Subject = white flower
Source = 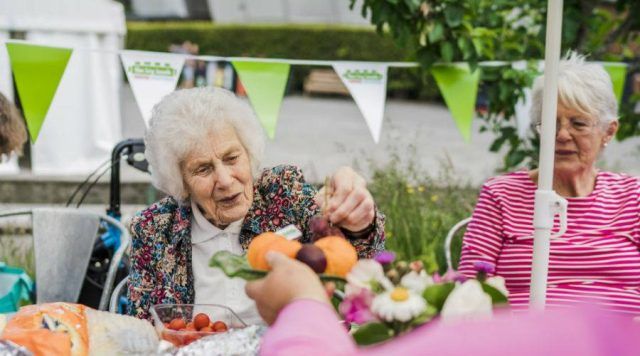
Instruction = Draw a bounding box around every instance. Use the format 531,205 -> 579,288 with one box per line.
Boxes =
400,270 -> 433,294
344,283 -> 364,297
485,276 -> 509,297
346,259 -> 393,293
441,280 -> 492,322
371,287 -> 427,322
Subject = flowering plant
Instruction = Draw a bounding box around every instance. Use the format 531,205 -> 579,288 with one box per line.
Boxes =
340,252 -> 509,345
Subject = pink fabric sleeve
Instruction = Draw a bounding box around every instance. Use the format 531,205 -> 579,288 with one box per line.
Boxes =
457,183 -> 505,278
367,308 -> 640,356
260,301 -> 640,356
259,299 -> 357,356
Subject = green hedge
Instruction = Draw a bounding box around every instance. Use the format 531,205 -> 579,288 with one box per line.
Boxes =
126,22 -> 441,100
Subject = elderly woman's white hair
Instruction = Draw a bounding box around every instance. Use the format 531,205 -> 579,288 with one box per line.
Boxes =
530,51 -> 619,129
145,87 -> 265,202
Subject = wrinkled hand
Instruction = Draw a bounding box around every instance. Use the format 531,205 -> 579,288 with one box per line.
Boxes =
315,166 -> 376,232
245,252 -> 330,325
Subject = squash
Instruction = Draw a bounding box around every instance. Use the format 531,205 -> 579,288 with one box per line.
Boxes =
247,232 -> 358,277
247,232 -> 302,270
313,236 -> 358,278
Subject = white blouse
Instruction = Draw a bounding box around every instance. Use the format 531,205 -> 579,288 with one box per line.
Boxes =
190,201 -> 263,325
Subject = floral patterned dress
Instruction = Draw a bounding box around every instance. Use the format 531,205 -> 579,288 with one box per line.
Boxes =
126,165 -> 386,320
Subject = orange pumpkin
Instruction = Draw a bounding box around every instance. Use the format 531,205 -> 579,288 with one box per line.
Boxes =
247,232 -> 280,270
313,236 -> 358,277
247,232 -> 302,270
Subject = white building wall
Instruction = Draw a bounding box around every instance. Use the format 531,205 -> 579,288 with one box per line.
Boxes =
208,0 -> 370,25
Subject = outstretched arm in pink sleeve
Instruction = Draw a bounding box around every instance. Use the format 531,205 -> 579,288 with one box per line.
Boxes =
262,300 -> 640,356
259,299 -> 356,356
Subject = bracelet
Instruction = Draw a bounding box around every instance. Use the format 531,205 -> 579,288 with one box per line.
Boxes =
341,215 -> 376,239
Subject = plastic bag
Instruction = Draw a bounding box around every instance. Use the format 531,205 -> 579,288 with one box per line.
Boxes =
0,262 -> 34,313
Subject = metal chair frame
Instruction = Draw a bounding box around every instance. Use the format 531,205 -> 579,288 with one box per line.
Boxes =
444,216 -> 472,271
109,275 -> 129,313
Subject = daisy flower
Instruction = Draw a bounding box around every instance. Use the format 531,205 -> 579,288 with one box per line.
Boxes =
371,287 -> 427,322
346,259 -> 394,293
400,270 -> 433,294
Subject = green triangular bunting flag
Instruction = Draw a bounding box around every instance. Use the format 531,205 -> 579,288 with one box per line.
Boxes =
431,63 -> 480,142
600,62 -> 627,105
232,61 -> 290,139
6,42 -> 72,142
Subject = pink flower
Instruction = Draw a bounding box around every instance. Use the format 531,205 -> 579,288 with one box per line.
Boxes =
374,251 -> 396,265
473,261 -> 496,274
433,272 -> 442,283
440,268 -> 467,283
339,288 -> 378,325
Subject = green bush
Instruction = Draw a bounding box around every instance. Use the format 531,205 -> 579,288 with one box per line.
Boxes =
368,159 -> 478,274
126,22 -> 441,100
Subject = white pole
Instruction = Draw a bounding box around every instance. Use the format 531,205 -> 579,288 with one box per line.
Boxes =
529,0 -> 564,310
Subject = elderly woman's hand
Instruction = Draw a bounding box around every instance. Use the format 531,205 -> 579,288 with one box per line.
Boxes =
245,252 -> 330,325
316,166 -> 376,233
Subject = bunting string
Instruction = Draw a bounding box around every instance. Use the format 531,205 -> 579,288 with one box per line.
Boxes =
1,39 -> 628,144
4,39 -> 522,67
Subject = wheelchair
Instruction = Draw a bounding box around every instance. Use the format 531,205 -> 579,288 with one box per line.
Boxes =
75,139 -> 148,311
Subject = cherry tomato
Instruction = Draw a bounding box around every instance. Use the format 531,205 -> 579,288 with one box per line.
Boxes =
183,332 -> 201,345
212,320 -> 228,332
175,333 -> 189,346
199,326 -> 214,333
193,313 -> 211,330
169,318 -> 186,330
161,330 -> 181,346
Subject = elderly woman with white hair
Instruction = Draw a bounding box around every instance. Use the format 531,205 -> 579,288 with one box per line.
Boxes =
457,53 -> 640,315
0,92 -> 27,157
126,87 -> 385,322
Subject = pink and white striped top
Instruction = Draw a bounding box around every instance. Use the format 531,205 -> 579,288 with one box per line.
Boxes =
458,170 -> 640,315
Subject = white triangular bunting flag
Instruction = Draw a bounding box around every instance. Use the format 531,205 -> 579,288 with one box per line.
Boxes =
333,62 -> 388,143
120,51 -> 185,126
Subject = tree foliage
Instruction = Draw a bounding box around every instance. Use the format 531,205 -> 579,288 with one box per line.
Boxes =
351,0 -> 640,170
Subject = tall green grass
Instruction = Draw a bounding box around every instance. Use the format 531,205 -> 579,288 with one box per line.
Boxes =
368,158 -> 479,274
0,236 -> 35,278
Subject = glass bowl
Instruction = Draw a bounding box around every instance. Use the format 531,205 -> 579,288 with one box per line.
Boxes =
150,304 -> 247,347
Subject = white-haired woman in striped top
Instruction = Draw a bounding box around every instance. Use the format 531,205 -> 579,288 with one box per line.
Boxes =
458,52 -> 640,316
